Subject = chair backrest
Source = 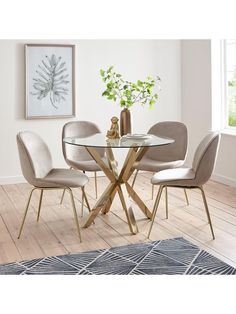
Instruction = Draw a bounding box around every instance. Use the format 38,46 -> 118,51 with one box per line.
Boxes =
146,121 -> 188,161
17,131 -> 53,185
192,132 -> 220,186
62,121 -> 104,163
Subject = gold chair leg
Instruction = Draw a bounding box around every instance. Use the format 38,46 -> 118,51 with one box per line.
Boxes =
165,186 -> 168,219
94,171 -> 98,199
36,189 -> 44,222
184,188 -> 189,206
81,190 -> 85,217
60,189 -> 66,204
80,170 -> 86,216
60,167 -> 73,204
18,188 -> 36,239
131,170 -> 139,188
81,187 -> 91,212
199,186 -> 215,240
151,184 -> 154,200
67,187 -> 82,242
148,185 -> 164,238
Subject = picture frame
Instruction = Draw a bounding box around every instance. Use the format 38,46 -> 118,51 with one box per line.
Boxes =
25,44 -> 75,119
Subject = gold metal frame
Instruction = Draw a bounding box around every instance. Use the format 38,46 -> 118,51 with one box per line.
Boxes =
81,146 -> 153,234
148,185 -> 215,240
18,186 -> 86,242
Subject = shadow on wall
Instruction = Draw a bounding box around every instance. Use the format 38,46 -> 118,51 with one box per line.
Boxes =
15,43 -> 25,120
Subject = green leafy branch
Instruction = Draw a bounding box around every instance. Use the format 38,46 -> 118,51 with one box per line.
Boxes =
100,66 -> 161,109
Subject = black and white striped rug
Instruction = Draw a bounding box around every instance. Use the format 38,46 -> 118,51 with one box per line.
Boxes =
0,237 -> 235,275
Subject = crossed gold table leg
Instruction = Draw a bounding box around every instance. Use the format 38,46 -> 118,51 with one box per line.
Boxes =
82,146 -> 152,234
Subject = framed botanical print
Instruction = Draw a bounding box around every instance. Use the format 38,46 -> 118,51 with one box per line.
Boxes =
25,44 -> 75,119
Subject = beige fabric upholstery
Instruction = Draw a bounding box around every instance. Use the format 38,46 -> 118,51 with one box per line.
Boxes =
67,157 -> 109,172
17,131 -> 52,186
152,168 -> 195,186
62,121 -> 107,171
136,121 -> 187,172
36,168 -> 88,188
152,132 -> 220,187
135,157 -> 184,172
17,131 -> 88,188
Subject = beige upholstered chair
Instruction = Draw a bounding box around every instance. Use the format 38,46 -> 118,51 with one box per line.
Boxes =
132,121 -> 188,204
61,121 -> 107,206
17,131 -> 90,242
148,132 -> 220,240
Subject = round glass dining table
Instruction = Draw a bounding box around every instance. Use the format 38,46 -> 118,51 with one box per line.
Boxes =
64,133 -> 174,235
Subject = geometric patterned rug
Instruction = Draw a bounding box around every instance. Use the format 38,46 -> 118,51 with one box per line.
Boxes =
0,237 -> 235,275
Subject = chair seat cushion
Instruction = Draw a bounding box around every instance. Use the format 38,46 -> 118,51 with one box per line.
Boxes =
151,168 -> 196,186
136,157 -> 185,172
66,157 -> 109,172
35,168 -> 89,188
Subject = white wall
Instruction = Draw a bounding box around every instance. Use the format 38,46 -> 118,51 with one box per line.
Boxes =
214,134 -> 236,186
182,40 -> 236,187
0,40 -> 181,184
181,40 -> 212,164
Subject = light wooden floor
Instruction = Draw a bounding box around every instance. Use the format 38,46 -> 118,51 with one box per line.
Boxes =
0,172 -> 236,267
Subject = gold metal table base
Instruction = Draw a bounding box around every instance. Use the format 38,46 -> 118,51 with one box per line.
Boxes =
82,146 -> 152,234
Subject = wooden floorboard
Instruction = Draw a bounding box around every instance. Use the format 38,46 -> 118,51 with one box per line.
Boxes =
0,173 -> 236,268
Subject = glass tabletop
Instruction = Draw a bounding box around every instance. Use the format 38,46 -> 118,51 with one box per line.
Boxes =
63,133 -> 174,148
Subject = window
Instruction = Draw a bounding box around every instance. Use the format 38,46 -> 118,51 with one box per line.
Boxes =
223,40 -> 236,129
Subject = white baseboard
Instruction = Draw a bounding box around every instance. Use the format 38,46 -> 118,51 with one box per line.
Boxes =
0,176 -> 26,185
211,173 -> 236,188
